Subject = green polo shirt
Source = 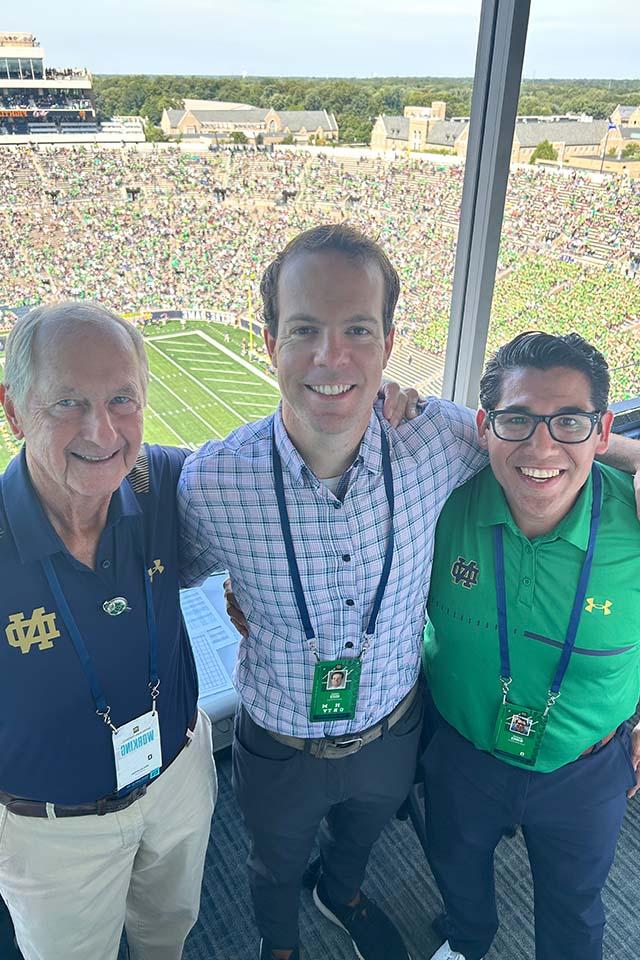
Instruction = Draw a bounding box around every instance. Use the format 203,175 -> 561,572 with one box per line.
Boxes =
424,463 -> 640,773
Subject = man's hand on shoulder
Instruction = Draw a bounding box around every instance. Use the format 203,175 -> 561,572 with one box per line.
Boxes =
598,433 -> 640,518
224,577 -> 249,639
379,380 -> 421,427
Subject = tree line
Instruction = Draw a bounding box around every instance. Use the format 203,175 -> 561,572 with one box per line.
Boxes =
92,76 -> 640,143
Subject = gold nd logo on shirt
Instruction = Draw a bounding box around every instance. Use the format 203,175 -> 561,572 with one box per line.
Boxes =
5,607 -> 60,654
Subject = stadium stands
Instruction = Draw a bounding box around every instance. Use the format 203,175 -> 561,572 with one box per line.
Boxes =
0,145 -> 638,400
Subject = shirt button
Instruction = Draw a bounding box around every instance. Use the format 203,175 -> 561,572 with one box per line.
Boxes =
102,560 -> 111,569
346,599 -> 355,606
342,554 -> 351,562
333,502 -> 342,510
523,577 -> 531,585
345,641 -> 354,649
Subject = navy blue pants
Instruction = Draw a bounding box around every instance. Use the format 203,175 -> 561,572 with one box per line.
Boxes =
0,897 -> 20,959
421,712 -> 636,960
233,689 -> 423,948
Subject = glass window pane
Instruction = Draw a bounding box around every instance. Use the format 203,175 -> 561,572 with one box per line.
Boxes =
485,8 -> 640,405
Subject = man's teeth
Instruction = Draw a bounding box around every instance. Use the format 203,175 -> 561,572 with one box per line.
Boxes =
74,453 -> 114,462
519,467 -> 561,479
308,384 -> 352,395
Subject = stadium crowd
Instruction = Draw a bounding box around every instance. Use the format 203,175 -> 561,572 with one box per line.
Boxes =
0,145 -> 638,398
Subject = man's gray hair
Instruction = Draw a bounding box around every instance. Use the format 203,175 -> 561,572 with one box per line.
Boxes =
3,301 -> 149,412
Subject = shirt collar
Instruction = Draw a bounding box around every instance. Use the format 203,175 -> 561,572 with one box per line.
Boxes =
272,405 -> 384,487
1,446 -> 141,565
476,464 -> 594,551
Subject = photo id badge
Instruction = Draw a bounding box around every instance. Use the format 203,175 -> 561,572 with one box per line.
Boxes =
492,701 -> 546,766
310,658 -> 361,722
112,710 -> 162,792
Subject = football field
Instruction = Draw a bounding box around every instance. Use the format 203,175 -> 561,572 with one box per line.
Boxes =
0,327 -> 281,473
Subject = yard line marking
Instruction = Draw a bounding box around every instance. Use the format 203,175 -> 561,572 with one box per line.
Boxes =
147,329 -> 278,390
201,377 -> 258,385
149,370 -> 223,439
163,347 -> 226,354
144,332 -> 201,342
165,356 -> 237,367
188,365 -> 237,372
146,400 -> 193,447
193,330 -> 279,389
215,388 -> 275,398
166,357 -> 234,367
147,341 -> 248,424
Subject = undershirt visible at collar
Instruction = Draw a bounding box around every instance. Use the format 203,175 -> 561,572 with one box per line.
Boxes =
321,474 -> 343,496
319,458 -> 361,501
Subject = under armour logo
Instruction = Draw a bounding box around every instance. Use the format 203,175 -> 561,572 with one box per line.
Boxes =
5,608 -> 60,654
451,556 -> 480,589
585,598 -> 612,615
147,559 -> 165,581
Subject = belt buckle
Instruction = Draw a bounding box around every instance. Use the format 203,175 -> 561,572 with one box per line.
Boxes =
331,736 -> 363,752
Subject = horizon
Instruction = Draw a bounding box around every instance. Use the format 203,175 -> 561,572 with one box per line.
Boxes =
4,0 -> 639,79
90,74 -> 640,83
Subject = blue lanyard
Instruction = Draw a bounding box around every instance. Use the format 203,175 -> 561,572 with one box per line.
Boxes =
271,423 -> 395,657
41,544 -> 159,731
493,463 -> 602,701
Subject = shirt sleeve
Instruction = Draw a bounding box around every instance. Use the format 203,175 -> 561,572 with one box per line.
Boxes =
177,448 -> 227,588
432,398 -> 488,488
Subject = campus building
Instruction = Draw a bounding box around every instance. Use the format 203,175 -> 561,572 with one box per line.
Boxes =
161,100 -> 338,144
371,103 -> 640,171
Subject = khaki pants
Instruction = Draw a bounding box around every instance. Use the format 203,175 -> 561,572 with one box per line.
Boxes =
0,708 -> 217,960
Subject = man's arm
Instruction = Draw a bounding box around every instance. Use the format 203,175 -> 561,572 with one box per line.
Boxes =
597,434 -> 640,515
177,452 -> 226,588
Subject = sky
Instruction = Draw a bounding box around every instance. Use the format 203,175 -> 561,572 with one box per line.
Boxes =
4,0 -> 639,79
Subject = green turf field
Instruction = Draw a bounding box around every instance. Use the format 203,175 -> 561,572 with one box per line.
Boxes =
0,325 -> 281,473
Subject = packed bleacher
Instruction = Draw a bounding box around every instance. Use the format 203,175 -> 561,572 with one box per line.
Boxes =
0,145 -> 638,399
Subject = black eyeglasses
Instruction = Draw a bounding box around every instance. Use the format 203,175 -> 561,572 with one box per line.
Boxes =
487,410 -> 602,444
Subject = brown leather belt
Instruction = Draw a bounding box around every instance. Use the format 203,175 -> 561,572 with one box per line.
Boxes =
268,682 -> 420,759
0,710 -> 199,819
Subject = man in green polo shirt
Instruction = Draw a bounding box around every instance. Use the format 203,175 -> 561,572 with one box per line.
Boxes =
423,331 -> 640,960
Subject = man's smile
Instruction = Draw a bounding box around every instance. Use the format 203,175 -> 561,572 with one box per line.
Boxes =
516,466 -> 566,484
305,384 -> 355,396
69,450 -> 120,463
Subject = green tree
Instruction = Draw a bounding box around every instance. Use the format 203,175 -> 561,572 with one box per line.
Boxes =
622,142 -> 640,159
530,139 -> 558,164
231,131 -> 248,144
144,123 -> 168,143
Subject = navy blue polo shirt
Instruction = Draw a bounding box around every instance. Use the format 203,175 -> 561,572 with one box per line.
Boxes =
0,444 -> 198,804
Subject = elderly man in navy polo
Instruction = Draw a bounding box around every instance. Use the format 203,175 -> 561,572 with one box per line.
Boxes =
0,302 -> 217,960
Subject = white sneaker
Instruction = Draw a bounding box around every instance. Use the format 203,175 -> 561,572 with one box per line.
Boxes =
429,941 -> 471,960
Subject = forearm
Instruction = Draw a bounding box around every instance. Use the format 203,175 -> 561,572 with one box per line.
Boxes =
597,433 -> 640,473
